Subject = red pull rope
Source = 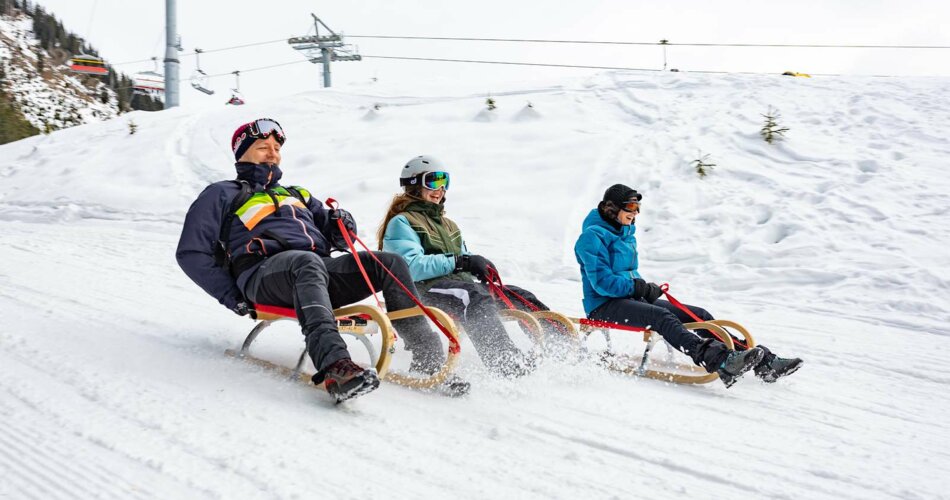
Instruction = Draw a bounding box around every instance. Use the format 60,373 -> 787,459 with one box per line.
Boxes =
659,283 -> 748,349
328,201 -> 460,354
326,198 -> 384,310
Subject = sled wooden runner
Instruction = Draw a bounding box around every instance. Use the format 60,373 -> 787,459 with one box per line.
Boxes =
571,318 -> 757,384
226,304 -> 461,390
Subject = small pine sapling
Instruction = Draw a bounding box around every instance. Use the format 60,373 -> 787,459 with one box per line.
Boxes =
760,106 -> 789,144
691,151 -> 716,178
486,96 -> 496,111
128,120 -> 138,135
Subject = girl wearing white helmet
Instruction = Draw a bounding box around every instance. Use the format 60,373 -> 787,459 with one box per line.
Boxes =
377,155 -> 547,377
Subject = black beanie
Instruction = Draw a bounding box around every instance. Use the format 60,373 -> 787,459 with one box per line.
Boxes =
602,184 -> 642,205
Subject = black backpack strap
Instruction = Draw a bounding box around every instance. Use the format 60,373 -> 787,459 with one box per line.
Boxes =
214,180 -> 253,267
285,186 -> 309,205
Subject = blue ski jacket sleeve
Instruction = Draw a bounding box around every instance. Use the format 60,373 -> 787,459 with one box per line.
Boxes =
175,182 -> 245,310
575,230 -> 636,298
382,214 -> 460,281
574,209 -> 641,314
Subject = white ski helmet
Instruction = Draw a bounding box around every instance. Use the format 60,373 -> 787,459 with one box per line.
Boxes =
399,155 -> 446,188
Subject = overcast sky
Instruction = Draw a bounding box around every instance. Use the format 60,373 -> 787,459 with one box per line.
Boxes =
26,0 -> 950,107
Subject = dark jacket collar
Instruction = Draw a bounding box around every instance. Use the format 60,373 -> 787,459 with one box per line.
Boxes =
235,162 -> 283,188
405,199 -> 446,220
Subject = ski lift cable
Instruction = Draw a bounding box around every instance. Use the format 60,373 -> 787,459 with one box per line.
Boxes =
106,33 -> 950,69
110,38 -> 289,66
347,35 -> 950,50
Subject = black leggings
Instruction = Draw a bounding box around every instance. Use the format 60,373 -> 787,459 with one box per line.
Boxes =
589,298 -> 737,372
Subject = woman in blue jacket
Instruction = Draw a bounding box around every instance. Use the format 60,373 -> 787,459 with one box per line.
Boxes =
378,155 -> 549,377
574,184 -> 802,387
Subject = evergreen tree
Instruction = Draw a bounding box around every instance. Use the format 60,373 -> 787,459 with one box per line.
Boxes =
761,106 -> 789,144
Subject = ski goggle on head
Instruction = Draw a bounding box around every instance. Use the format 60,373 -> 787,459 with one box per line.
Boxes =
401,171 -> 451,191
246,118 -> 285,145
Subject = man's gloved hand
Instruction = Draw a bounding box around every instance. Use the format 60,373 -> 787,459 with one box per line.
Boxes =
455,254 -> 497,282
232,301 -> 257,319
632,278 -> 664,303
327,208 -> 357,251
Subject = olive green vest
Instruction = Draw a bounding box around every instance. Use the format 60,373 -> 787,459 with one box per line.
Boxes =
401,201 -> 475,286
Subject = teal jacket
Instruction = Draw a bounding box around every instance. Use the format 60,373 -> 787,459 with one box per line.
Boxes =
382,214 -> 470,282
574,209 -> 641,315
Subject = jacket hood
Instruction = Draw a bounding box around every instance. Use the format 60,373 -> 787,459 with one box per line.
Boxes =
235,162 -> 282,187
581,208 -> 636,237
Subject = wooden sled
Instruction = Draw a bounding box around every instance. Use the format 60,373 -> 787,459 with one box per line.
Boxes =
572,318 -> 757,384
225,304 -> 461,391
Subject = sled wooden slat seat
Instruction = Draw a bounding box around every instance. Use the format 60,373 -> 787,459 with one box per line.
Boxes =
226,304 -> 462,390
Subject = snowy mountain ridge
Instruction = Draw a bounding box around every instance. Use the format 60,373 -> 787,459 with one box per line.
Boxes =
0,70 -> 948,499
0,11 -> 119,134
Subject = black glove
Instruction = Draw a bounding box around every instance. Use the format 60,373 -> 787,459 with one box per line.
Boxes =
327,208 -> 357,251
232,301 -> 257,319
632,278 -> 663,303
455,254 -> 496,282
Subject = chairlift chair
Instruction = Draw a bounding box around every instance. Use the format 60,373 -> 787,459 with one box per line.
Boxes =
69,53 -> 109,76
132,57 -> 165,97
190,48 -> 215,95
225,70 -> 244,105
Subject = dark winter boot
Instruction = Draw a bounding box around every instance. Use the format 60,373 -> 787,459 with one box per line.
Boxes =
410,358 -> 471,397
717,347 -> 766,388
318,358 -> 380,403
754,354 -> 803,383
438,375 -> 472,397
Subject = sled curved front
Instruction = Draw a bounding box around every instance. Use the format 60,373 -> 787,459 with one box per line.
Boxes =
226,304 -> 396,384
572,318 -> 742,385
498,309 -> 545,345
529,310 -> 580,341
704,319 -> 756,348
384,306 -> 461,389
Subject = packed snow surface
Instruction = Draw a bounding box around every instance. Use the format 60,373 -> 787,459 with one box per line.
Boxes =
1,71 -> 949,499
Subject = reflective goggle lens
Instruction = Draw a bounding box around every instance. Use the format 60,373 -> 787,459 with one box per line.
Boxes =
249,118 -> 286,144
423,171 -> 450,191
621,200 -> 640,213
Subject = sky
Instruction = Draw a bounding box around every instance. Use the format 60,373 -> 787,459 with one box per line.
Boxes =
23,0 -> 950,108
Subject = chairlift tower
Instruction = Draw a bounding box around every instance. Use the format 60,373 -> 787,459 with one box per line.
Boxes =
164,0 -> 180,108
288,14 -> 361,88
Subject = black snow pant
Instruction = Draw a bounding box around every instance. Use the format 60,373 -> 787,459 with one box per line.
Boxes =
588,298 -> 769,372
422,280 -> 544,376
243,250 -> 444,382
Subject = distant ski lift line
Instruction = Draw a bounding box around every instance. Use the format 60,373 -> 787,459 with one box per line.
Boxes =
107,35 -> 950,66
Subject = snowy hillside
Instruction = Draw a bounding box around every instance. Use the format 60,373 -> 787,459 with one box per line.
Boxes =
1,71 -> 949,499
0,12 -> 118,132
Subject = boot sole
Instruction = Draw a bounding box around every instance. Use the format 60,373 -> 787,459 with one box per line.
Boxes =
326,370 -> 380,404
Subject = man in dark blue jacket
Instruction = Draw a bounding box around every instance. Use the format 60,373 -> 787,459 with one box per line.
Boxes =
176,118 -> 448,402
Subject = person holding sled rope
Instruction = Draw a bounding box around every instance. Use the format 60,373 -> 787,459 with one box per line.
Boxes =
377,155 -> 551,378
176,119 -> 466,402
574,184 -> 803,387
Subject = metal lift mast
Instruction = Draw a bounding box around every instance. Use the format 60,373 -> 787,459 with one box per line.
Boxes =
288,14 -> 361,88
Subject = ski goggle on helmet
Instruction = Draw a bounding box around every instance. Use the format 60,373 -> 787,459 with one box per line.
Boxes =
401,171 -> 451,191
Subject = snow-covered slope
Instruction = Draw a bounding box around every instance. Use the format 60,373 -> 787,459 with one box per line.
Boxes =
1,71 -> 948,499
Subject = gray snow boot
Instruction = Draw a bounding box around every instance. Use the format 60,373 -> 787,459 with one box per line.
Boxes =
754,355 -> 803,383
717,347 -> 766,388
